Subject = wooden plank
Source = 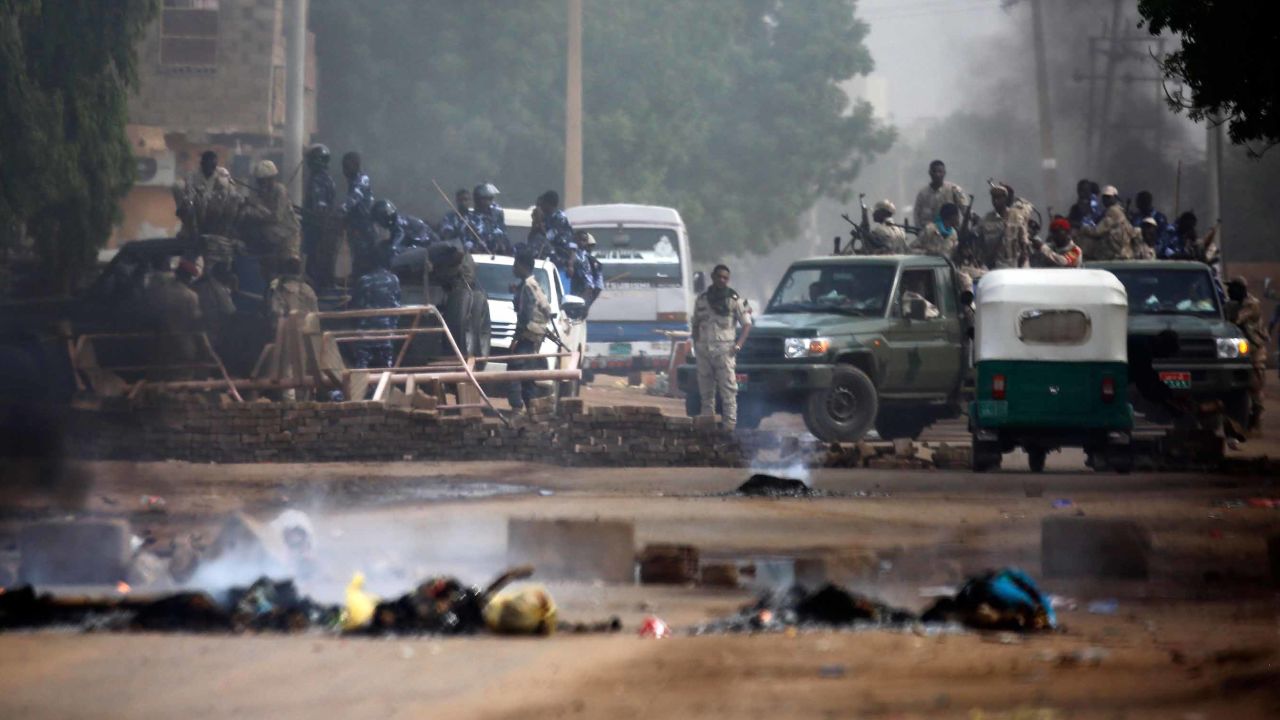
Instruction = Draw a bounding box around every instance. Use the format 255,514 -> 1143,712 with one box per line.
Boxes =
372,371 -> 392,402
200,332 -> 244,403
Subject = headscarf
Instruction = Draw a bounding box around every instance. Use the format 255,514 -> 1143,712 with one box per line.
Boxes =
705,285 -> 736,317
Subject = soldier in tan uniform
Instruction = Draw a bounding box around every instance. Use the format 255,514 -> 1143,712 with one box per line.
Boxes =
976,183 -> 1030,269
1226,277 -> 1268,433
913,160 -> 967,229
865,199 -> 909,255
1133,217 -> 1159,260
240,160 -> 302,282
509,250 -> 552,412
691,264 -> 752,428
1078,185 -> 1136,261
265,256 -> 320,400
913,202 -> 959,258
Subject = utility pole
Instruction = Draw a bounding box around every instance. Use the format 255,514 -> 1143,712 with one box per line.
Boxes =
564,0 -> 584,208
1093,0 -> 1125,168
284,0 -> 308,206
1030,0 -> 1058,208
1207,116 -> 1225,274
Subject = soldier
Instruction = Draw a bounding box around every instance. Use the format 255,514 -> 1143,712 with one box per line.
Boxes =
865,200 -> 908,255
575,230 -> 604,306
266,256 -> 319,320
913,202 -> 959,258
145,257 -> 203,380
1226,277 -> 1268,433
265,256 -> 320,399
341,151 -> 376,271
1067,178 -> 1102,229
508,249 -> 552,412
173,150 -> 242,246
469,183 -> 510,254
691,264 -> 752,429
371,199 -> 405,256
1031,218 -> 1082,268
1128,190 -> 1170,234
192,259 -> 237,350
439,188 -> 472,243
1133,217 -> 1160,260
976,183 -> 1030,269
240,160 -> 302,282
302,144 -> 339,288
349,243 -> 401,370
400,212 -> 438,249
913,160 -> 966,229
536,191 -> 575,256
1078,185 -> 1136,261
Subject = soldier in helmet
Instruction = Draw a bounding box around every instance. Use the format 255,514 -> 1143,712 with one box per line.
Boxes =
303,143 -> 339,288
468,182 -> 510,254
865,199 -> 908,255
976,183 -> 1031,269
240,159 -> 302,283
1226,276 -> 1268,433
371,199 -> 404,256
341,151 -> 377,272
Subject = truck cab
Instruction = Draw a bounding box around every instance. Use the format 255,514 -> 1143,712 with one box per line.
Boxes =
678,255 -> 969,441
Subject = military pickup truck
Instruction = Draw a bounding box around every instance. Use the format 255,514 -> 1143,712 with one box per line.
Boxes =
678,255 -> 970,441
1090,260 -> 1256,427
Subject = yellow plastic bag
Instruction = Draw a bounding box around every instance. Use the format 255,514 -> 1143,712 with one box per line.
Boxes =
342,571 -> 378,630
482,583 -> 558,635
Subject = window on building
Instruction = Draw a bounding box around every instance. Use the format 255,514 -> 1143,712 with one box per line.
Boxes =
160,0 -> 220,70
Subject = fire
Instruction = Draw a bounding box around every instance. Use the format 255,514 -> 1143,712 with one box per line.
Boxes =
116,581 -> 131,594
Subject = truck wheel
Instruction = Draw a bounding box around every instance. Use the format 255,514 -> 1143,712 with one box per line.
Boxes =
874,411 -> 931,440
803,364 -> 878,442
1026,447 -> 1047,473
972,439 -> 1002,472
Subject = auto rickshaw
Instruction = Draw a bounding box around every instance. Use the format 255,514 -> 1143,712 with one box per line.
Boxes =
970,269 -> 1133,473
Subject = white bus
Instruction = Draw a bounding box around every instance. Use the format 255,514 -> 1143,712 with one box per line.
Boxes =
564,204 -> 693,372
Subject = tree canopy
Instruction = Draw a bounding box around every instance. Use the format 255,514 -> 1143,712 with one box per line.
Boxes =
311,0 -> 891,260
1,0 -> 159,290
1139,0 -> 1280,155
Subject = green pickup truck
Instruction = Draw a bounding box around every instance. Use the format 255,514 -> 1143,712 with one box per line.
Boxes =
1090,260 -> 1256,427
678,255 -> 970,441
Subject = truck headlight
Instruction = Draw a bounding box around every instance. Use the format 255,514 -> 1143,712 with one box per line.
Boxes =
1216,337 -> 1249,359
784,337 -> 832,358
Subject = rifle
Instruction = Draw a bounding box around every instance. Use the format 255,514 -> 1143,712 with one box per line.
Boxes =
859,193 -> 871,239
431,179 -> 491,254
957,193 -> 975,243
891,221 -> 922,237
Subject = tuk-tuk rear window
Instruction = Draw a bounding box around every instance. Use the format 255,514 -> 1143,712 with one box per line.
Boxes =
1018,309 -> 1091,344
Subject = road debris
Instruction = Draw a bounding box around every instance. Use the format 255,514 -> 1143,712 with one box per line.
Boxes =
638,616 -> 670,639
735,474 -> 814,497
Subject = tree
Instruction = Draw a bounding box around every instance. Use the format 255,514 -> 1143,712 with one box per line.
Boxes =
311,0 -> 891,260
0,0 -> 159,291
1138,0 -> 1280,155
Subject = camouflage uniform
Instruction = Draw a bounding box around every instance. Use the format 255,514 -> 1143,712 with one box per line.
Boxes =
266,274 -> 319,319
1227,291 -> 1269,429
467,204 -> 511,255
509,274 -> 552,410
303,169 -> 340,287
692,287 -> 750,427
350,267 -> 401,369
240,180 -> 302,281
913,181 -> 966,229
1079,205 -> 1135,261
342,173 -> 377,270
399,214 -> 438,249
865,222 -> 908,255
144,272 -> 202,379
913,221 -> 956,258
192,273 -> 236,347
543,209 -> 575,255
174,168 -> 242,241
978,200 -> 1032,269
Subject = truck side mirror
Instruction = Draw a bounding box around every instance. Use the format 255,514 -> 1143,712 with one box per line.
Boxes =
693,271 -> 706,294
907,297 -> 928,321
562,294 -> 588,321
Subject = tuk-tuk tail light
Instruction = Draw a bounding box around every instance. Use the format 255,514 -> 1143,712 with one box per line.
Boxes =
1101,376 -> 1116,403
992,373 -> 1006,400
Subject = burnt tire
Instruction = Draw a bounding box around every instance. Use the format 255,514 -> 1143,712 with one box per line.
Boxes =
802,364 -> 878,442
874,410 -> 931,440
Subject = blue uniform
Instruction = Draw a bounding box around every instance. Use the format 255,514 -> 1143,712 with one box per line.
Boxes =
467,205 -> 511,255
439,209 -> 469,243
543,209 -> 575,254
1068,194 -> 1103,229
342,174 -> 376,269
1130,208 -> 1179,259
351,267 -> 401,369
303,171 -> 336,251
399,213 -> 437,249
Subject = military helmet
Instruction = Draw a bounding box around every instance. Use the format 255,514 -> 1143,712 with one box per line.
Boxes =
473,182 -> 500,199
252,159 -> 279,179
371,199 -> 398,228
873,199 -> 896,215
307,143 -> 331,167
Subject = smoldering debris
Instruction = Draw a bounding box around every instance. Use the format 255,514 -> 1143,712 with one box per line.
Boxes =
735,474 -> 818,498
691,568 -> 1057,636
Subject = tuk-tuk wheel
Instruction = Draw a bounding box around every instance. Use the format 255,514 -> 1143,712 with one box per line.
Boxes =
1027,448 -> 1047,473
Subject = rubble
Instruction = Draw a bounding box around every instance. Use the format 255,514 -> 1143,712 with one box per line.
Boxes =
735,474 -> 815,497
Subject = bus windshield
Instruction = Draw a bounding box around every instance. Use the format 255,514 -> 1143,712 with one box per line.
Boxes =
590,227 -> 682,287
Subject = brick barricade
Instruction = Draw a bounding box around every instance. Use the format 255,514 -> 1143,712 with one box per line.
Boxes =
63,397 -> 770,467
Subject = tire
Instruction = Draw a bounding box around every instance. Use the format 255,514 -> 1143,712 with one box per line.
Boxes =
802,364 -> 878,442
874,410 -> 931,440
972,439 -> 1002,472
1027,447 -> 1047,473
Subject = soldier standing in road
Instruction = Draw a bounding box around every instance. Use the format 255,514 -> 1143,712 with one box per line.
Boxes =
691,264 -> 752,430
913,202 -> 960,258
1078,185 -> 1136,261
509,249 -> 552,413
1226,277 -> 1268,434
302,144 -> 339,288
913,160 -> 966,229
240,160 -> 301,282
341,152 -> 376,271
349,243 -> 401,370
866,200 -> 908,255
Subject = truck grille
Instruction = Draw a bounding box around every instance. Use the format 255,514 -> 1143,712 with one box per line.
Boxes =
737,336 -> 784,362
1174,337 -> 1216,360
491,321 -> 515,339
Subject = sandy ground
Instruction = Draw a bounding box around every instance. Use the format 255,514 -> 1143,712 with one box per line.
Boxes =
1,382 -> 1279,719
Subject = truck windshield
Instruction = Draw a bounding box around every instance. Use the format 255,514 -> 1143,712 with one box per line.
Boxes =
1106,268 -> 1221,318
590,227 -> 682,287
475,264 -> 554,303
767,265 -> 896,316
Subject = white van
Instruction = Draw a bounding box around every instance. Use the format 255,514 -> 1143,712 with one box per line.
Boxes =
563,204 -> 692,372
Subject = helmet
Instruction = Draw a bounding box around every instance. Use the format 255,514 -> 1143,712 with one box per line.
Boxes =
370,199 -> 398,228
306,143 -> 330,167
1101,185 -> 1119,197
581,232 -> 597,247
473,182 -> 500,199
873,199 -> 896,215
252,160 -> 279,179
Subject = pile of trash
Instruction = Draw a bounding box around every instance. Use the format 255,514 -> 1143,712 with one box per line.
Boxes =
735,474 -> 819,498
0,566 -> 618,638
692,568 -> 1057,635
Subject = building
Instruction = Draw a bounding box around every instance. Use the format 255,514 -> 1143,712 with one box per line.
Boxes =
115,0 -> 316,246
